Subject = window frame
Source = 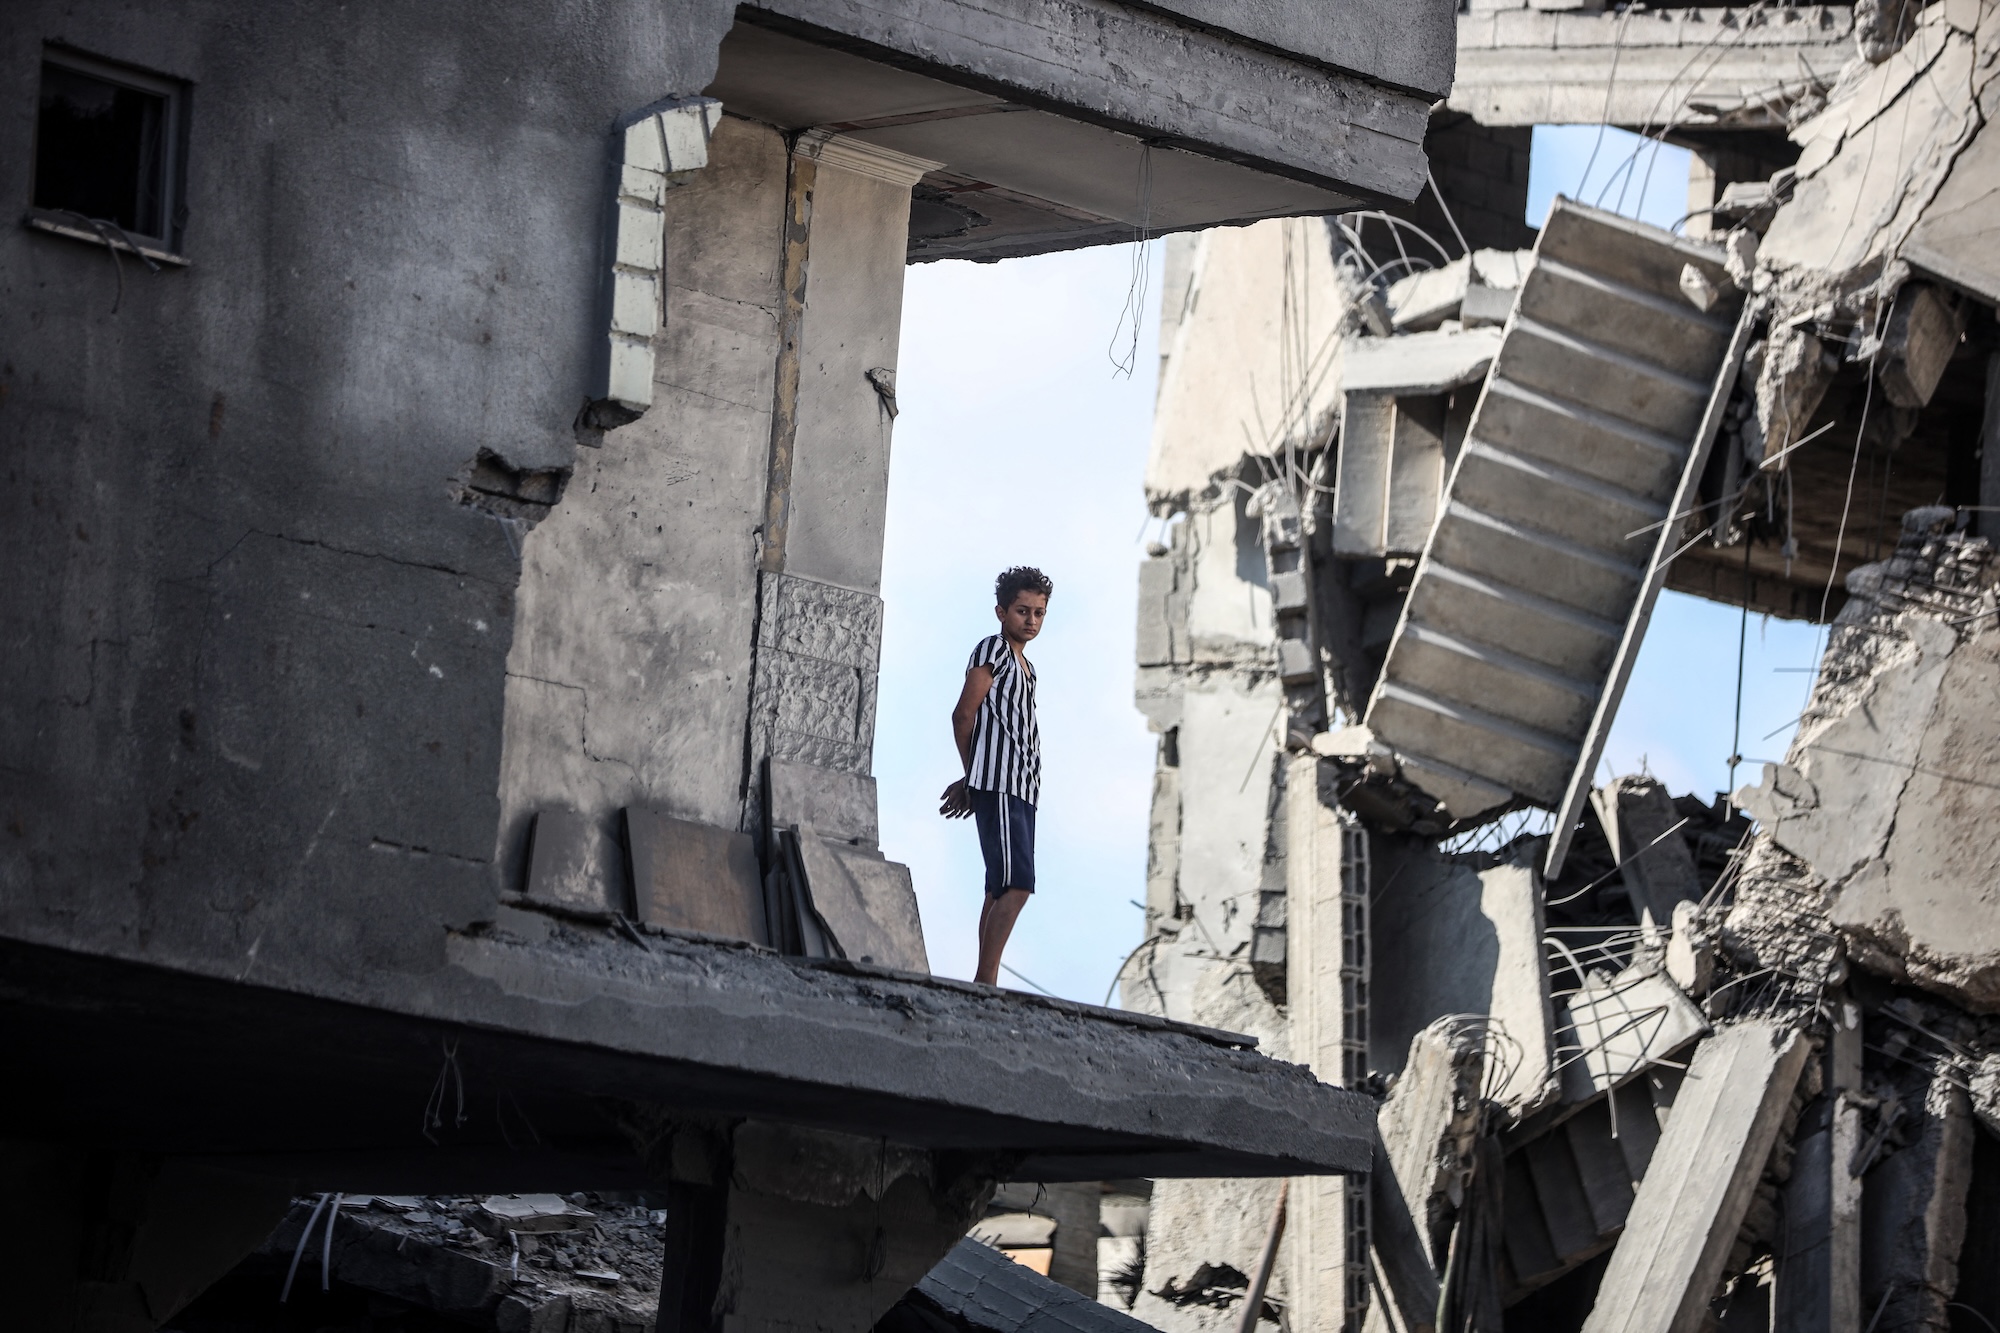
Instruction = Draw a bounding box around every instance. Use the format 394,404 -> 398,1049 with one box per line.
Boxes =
26,43 -> 192,262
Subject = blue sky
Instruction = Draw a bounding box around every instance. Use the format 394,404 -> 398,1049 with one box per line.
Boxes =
876,126 -> 1818,1001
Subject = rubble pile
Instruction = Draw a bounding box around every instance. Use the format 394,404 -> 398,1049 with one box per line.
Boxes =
169,1194 -> 667,1333
1122,0 -> 2000,1323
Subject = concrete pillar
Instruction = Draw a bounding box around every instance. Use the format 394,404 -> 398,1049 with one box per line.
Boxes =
1288,754 -> 1369,1333
0,1141 -> 296,1333
1775,995 -> 1863,1333
645,1119 -> 990,1333
741,133 -> 941,832
1581,1021 -> 1812,1333
1041,1183 -> 1104,1298
1861,1067 -> 1974,1333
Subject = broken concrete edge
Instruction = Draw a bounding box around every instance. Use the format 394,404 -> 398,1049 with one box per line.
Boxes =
499,892 -> 1259,1052
910,1237 -> 1160,1333
2,920 -> 1372,1182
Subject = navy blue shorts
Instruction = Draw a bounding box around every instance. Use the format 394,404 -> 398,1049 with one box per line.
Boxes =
968,788 -> 1036,897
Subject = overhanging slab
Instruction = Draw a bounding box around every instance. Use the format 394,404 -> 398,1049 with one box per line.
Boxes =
0,928 -> 1374,1188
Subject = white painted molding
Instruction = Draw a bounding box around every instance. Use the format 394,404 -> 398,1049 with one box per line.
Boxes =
600,97 -> 722,422
796,132 -> 944,190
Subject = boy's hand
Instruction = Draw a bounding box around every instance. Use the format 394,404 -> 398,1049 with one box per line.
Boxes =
939,779 -> 972,819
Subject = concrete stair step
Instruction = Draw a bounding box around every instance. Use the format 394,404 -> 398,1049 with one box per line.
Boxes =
1475,378 -> 1686,496
1497,317 -> 1711,442
1519,256 -> 1736,383
1428,502 -> 1643,621
1368,682 -> 1575,803
1452,441 -> 1665,560
1404,562 -> 1622,680
1390,623 -> 1601,739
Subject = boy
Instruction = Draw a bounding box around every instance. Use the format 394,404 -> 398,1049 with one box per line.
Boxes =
939,566 -> 1051,987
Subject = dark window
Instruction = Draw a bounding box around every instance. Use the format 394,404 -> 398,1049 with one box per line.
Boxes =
32,50 -> 184,246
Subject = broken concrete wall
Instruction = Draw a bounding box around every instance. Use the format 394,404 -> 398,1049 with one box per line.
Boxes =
1735,510 -> 2000,1011
1145,219 -> 1360,514
498,115 -> 787,896
499,120 -> 929,906
0,0 -> 738,989
1370,839 -> 1556,1110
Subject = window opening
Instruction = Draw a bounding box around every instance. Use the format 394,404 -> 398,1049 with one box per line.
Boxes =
31,48 -> 186,250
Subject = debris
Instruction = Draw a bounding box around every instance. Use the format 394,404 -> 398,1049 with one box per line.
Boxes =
1556,966 -> 1709,1103
1877,282 -> 1965,409
624,808 -> 767,944
1679,264 -> 1720,313
478,1195 -> 598,1235
1580,1022 -> 1811,1333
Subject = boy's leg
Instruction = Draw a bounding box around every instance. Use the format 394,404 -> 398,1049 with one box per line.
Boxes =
971,792 -> 1035,986
974,888 -> 1030,986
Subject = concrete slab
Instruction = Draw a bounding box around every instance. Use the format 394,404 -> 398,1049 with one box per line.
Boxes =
1341,327 -> 1503,395
768,758 -> 881,848
1370,840 -> 1556,1110
1581,1022 -> 1810,1333
903,1236 -> 1160,1333
1366,1017 -> 1487,1333
1905,113 -> 2000,305
1593,777 -> 1703,931
1557,968 -> 1709,1103
792,829 -> 929,972
525,806 -> 622,917
625,808 -> 768,944
0,929 -> 1375,1188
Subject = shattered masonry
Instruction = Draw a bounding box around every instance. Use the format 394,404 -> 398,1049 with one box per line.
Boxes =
1123,1 -> 2000,1331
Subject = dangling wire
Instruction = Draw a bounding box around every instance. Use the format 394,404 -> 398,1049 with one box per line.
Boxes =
1728,533 -> 1752,794
1108,143 -> 1156,379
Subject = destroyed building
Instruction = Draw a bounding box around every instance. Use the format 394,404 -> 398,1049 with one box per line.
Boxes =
0,0 -> 1471,1327
1123,0 -> 2000,1330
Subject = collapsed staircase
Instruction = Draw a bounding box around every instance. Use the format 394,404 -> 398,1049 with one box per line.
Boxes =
1501,1070 -> 1684,1298
1360,198 -> 1753,871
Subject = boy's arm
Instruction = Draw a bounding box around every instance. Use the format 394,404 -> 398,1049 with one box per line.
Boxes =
940,666 -> 993,817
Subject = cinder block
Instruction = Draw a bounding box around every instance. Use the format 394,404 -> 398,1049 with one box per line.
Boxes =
605,335 -> 654,411
623,116 -> 665,175
614,200 -> 663,271
609,270 -> 659,340
619,162 -> 665,207
658,99 -> 720,173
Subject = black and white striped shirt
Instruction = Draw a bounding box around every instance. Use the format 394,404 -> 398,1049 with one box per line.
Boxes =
967,634 -> 1041,806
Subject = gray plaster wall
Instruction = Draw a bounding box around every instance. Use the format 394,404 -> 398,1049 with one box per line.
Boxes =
0,0 -> 734,987
498,116 -> 788,882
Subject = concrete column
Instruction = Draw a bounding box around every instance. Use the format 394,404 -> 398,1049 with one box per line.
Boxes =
1861,1067 -> 1974,1333
1775,996 -> 1863,1333
767,134 -> 937,594
1288,754 -> 1368,1333
1582,1021 -> 1811,1333
645,1119 -> 990,1333
741,134 -> 941,828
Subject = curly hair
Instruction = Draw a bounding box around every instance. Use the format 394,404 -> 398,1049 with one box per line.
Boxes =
995,565 -> 1053,608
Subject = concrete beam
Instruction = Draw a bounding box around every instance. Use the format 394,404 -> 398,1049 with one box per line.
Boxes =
739,1 -> 1432,205
1451,6 -> 1854,129
1581,1021 -> 1812,1333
